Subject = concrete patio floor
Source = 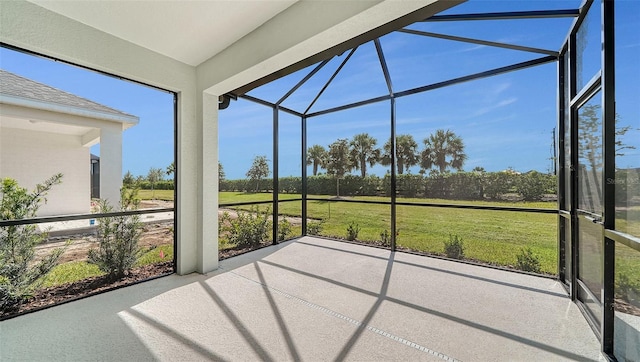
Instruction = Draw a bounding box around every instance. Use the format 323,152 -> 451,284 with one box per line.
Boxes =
1,237 -> 605,361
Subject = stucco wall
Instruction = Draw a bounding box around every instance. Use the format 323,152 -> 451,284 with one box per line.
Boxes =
0,127 -> 90,216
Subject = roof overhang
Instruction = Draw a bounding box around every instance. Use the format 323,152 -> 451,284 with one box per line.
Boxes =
0,94 -> 139,127
3,1 -> 464,97
28,0 -> 299,67
0,95 -> 139,147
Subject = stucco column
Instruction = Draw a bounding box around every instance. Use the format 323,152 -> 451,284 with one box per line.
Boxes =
197,93 -> 219,273
99,125 -> 123,207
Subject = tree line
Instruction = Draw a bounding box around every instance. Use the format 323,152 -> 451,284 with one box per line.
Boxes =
220,171 -> 558,201
308,129 -> 467,179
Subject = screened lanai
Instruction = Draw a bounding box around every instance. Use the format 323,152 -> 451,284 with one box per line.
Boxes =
217,0 -> 639,359
1,0 -> 638,360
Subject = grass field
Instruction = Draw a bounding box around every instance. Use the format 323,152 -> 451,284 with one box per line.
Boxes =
134,191 -> 637,281
219,192 -> 559,274
138,189 -> 174,201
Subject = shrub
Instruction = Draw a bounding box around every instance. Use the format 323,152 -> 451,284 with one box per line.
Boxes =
222,206 -> 271,248
277,218 -> 292,241
218,211 -> 231,248
307,221 -> 323,236
443,234 -> 465,259
88,188 -> 144,280
484,171 -> 517,200
346,221 -> 360,241
447,172 -> 484,200
387,174 -> 423,198
516,247 -> 542,273
516,171 -> 556,201
278,177 -> 302,194
136,180 -> 174,190
1,174 -> 67,312
616,272 -> 639,307
380,229 -> 391,247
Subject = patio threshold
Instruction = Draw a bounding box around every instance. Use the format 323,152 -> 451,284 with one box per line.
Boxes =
1,237 -> 604,361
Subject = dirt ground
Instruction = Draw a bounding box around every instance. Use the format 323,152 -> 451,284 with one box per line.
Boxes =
35,221 -> 174,264
35,201 -> 304,265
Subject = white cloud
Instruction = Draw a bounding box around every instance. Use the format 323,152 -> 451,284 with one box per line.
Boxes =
471,97 -> 518,117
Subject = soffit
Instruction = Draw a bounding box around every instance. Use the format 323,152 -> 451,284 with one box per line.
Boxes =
28,0 -> 298,67
0,115 -> 91,136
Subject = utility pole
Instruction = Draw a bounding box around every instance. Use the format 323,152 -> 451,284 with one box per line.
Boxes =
552,127 -> 557,175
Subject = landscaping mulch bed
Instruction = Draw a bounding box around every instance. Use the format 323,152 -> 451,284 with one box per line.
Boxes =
3,242 -> 271,320
1,261 -> 173,320
219,241 -> 274,261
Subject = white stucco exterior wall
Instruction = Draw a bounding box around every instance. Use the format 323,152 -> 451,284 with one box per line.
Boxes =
98,125 -> 123,207
198,93 -> 219,272
0,128 -> 90,216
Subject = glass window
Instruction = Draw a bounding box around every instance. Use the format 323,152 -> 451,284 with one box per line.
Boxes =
614,242 -> 640,361
578,217 -> 603,302
613,3 -> 640,358
562,217 -> 572,283
563,53 -> 572,211
614,0 -> 640,239
575,2 -> 602,91
577,91 -> 603,215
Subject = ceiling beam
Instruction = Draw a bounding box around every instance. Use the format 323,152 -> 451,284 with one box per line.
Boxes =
423,9 -> 580,22
399,28 -> 559,56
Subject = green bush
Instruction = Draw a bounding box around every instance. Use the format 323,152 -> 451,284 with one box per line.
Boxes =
307,175 -> 336,195
516,247 -> 542,273
516,171 -> 556,201
221,206 -> 272,248
484,171 -> 517,200
448,172 -> 484,200
380,229 -> 391,247
278,218 -> 292,241
443,234 -> 465,259
136,180 -> 174,190
278,177 -> 302,194
346,221 -> 360,241
0,174 -> 67,312
88,189 -> 144,280
307,221 -> 323,235
616,273 -> 639,308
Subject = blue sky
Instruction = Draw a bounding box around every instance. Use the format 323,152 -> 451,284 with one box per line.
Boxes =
1,0 -> 638,180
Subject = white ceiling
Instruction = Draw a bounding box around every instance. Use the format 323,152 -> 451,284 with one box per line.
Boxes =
29,0 -> 298,66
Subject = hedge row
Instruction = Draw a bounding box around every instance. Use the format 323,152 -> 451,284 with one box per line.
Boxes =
126,180 -> 174,190
220,171 -> 558,201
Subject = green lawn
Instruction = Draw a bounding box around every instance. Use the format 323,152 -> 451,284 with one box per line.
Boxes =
219,192 -> 559,274
138,189 -> 174,201
131,191 -> 637,281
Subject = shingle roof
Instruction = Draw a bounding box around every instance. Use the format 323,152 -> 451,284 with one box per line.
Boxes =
0,69 -> 135,118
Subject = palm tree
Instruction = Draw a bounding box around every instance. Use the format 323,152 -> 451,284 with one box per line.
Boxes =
326,139 -> 353,197
420,129 -> 467,174
349,133 -> 380,178
306,145 -> 327,176
381,134 -> 419,175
